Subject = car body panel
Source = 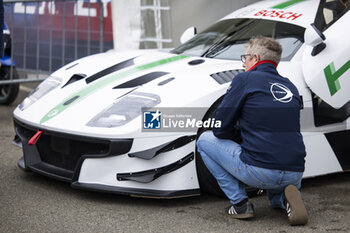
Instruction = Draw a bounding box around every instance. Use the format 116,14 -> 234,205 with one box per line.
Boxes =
303,12 -> 350,108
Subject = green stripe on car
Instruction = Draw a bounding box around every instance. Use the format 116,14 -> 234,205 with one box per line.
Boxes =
40,55 -> 188,124
272,0 -> 307,9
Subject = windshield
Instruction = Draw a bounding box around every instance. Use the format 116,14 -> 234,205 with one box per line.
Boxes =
171,18 -> 305,61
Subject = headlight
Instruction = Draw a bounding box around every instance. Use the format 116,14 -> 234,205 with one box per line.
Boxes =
19,76 -> 62,111
87,92 -> 161,128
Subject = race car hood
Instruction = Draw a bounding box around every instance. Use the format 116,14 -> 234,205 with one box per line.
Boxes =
14,50 -> 243,138
51,49 -> 151,80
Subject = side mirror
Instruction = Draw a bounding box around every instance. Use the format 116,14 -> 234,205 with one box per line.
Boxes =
304,23 -> 326,56
180,27 -> 197,44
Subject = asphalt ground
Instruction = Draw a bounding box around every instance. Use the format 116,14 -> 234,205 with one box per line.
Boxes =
1,84 -> 350,233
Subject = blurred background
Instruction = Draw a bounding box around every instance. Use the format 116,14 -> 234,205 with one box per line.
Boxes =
2,0 -> 258,81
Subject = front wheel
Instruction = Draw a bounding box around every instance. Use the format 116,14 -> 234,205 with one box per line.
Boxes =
0,66 -> 20,105
196,99 -> 262,198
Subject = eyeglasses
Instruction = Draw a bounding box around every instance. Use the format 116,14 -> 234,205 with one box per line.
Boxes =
240,54 -> 253,63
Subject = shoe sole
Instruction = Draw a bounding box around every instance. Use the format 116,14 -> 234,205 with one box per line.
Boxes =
284,185 -> 308,225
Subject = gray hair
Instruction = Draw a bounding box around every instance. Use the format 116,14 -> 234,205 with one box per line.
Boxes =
248,36 -> 282,64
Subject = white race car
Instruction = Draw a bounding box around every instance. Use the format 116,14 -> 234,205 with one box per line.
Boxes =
13,0 -> 350,198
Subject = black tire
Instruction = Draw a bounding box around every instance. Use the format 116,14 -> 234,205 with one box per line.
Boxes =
195,99 -> 226,197
0,66 -> 20,105
195,98 -> 262,198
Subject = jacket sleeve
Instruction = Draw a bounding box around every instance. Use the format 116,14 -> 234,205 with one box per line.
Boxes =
213,73 -> 248,141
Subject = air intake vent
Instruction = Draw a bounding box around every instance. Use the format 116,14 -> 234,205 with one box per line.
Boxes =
62,73 -> 87,88
86,57 -> 135,84
113,72 -> 169,89
210,69 -> 244,84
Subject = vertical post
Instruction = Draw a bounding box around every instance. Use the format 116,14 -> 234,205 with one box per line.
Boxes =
75,0 -> 78,60
87,0 -> 91,55
155,0 -> 162,49
62,0 -> 66,67
111,0 -> 117,50
49,0 -> 53,73
99,0 -> 104,53
36,1 -> 40,79
23,1 -> 27,71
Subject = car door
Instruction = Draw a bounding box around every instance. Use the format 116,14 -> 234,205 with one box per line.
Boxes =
302,8 -> 350,110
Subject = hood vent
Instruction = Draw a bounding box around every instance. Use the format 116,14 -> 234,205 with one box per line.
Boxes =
86,57 -> 135,84
158,77 -> 175,86
188,59 -> 205,65
113,72 -> 169,89
210,69 -> 244,84
62,73 -> 87,88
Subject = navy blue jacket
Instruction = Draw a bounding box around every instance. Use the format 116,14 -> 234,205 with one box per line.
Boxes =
213,61 -> 306,172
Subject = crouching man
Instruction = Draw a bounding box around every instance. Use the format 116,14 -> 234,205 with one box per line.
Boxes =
197,36 -> 308,225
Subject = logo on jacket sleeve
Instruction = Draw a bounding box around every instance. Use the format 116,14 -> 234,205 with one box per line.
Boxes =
270,83 -> 293,103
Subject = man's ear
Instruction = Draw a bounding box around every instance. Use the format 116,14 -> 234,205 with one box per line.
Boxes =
254,54 -> 260,62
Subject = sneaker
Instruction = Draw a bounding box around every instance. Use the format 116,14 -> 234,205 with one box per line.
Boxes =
226,201 -> 254,219
284,185 -> 308,225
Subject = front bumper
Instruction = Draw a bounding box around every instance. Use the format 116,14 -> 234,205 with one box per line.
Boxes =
14,119 -> 200,198
14,119 -> 133,182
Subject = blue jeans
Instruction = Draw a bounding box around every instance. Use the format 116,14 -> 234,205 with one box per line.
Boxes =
196,131 -> 303,208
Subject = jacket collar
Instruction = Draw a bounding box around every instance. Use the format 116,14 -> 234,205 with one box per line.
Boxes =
248,60 -> 277,71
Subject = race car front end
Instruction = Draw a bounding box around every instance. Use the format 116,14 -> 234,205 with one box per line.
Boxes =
14,118 -> 200,198
12,50 -> 238,198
